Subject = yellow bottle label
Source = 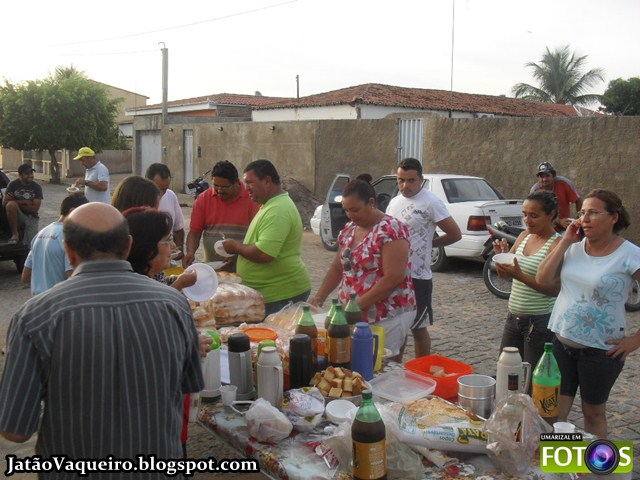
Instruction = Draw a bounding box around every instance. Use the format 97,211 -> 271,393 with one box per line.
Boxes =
532,384 -> 559,417
352,439 -> 386,479
328,337 -> 350,364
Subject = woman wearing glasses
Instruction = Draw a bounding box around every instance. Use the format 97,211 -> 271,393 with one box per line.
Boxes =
537,189 -> 640,438
309,179 -> 416,361
124,207 -> 196,291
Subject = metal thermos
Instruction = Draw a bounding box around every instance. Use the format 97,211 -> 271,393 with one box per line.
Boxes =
289,334 -> 314,389
496,346 -> 531,401
256,346 -> 283,407
227,333 -> 256,400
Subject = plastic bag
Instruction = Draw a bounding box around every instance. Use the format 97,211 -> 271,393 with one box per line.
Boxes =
322,402 -> 425,480
245,398 -> 293,444
484,393 -> 553,476
264,301 -> 322,332
280,387 -> 325,432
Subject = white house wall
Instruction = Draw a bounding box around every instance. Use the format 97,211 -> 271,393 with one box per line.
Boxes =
253,104 -> 482,121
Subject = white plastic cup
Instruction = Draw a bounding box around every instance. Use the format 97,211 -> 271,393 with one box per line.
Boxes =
220,385 -> 237,406
553,421 -> 576,433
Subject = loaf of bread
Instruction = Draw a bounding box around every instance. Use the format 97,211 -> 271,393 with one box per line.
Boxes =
217,271 -> 242,284
202,283 -> 265,325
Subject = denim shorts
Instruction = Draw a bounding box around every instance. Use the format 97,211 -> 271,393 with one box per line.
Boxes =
500,312 -> 554,371
552,337 -> 624,405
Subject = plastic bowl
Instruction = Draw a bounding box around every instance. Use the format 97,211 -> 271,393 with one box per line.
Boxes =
325,399 -> 357,423
492,252 -> 518,265
182,263 -> 218,302
404,354 -> 473,399
244,327 -> 278,342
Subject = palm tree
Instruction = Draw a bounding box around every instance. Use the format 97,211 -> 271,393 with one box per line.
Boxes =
512,45 -> 605,106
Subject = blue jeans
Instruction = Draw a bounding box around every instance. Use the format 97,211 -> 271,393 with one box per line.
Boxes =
500,312 -> 554,371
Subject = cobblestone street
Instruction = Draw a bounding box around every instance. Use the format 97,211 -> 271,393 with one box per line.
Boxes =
1,176 -> 638,478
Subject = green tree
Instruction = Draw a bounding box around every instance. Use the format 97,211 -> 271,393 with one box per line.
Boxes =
601,77 -> 640,116
0,66 -> 121,183
512,45 -> 605,106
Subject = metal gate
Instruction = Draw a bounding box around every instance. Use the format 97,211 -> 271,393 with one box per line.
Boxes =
138,130 -> 162,175
397,118 -> 424,164
183,130 -> 194,192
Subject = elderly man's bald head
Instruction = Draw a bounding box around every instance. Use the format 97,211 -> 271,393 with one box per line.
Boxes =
64,203 -> 131,261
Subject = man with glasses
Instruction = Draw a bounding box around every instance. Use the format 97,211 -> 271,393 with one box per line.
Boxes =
146,163 -> 186,260
386,157 -> 461,359
530,161 -> 581,230
183,160 -> 259,270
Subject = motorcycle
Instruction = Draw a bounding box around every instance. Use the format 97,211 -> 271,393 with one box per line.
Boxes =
481,220 -> 640,312
187,170 -> 211,198
481,221 -> 524,299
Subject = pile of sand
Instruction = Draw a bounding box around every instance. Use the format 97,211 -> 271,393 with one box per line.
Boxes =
282,176 -> 322,228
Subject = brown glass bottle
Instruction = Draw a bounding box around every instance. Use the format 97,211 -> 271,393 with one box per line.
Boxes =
352,390 -> 387,480
344,293 -> 363,332
327,305 -> 350,368
295,305 -> 318,367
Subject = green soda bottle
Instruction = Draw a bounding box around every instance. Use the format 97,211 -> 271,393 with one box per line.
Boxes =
352,390 -> 387,480
324,298 -> 339,330
344,293 -> 363,333
532,342 -> 561,425
328,305 -> 350,368
295,305 -> 318,367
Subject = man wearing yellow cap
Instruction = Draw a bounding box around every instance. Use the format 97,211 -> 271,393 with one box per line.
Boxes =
73,147 -> 110,203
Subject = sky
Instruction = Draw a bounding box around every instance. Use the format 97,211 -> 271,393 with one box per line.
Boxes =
2,0 -> 638,105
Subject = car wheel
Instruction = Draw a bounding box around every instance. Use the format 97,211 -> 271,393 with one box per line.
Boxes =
320,227 -> 339,251
625,279 -> 640,312
483,255 -> 511,299
14,254 -> 26,273
430,244 -> 450,272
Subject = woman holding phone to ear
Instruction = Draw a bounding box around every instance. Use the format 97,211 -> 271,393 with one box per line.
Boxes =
537,189 -> 640,438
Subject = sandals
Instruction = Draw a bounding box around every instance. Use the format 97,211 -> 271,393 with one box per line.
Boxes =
6,237 -> 18,245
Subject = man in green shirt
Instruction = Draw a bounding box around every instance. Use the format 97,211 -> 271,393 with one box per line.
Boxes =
222,160 -> 311,316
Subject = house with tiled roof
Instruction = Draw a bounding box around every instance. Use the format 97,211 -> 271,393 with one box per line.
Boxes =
126,92 -> 293,119
252,83 -> 601,121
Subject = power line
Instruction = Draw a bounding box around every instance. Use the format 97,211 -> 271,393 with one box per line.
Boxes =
55,0 -> 298,47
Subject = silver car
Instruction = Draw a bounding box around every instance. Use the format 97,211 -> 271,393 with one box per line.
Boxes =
314,173 -> 524,271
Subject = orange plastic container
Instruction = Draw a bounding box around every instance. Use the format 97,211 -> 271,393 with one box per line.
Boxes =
244,327 -> 278,343
404,354 -> 473,399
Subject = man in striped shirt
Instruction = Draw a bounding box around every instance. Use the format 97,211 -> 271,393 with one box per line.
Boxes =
0,203 -> 203,476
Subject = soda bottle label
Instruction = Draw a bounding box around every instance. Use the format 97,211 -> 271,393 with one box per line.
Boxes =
328,337 -> 350,364
533,384 -> 559,417
353,439 -> 386,479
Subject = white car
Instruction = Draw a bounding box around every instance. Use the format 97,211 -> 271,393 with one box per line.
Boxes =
315,173 -> 524,271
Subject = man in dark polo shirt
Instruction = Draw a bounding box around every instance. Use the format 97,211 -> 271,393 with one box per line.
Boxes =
0,203 -> 203,477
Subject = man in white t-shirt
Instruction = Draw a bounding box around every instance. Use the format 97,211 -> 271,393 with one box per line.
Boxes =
386,158 -> 461,359
146,163 -> 185,260
73,147 -> 111,204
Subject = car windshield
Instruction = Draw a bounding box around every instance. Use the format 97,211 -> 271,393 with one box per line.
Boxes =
441,178 -> 504,203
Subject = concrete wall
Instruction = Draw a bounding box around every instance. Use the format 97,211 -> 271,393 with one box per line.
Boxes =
423,116 -> 640,243
137,113 -> 640,243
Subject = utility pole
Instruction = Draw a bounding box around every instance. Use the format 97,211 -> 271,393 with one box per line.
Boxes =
160,42 -> 168,124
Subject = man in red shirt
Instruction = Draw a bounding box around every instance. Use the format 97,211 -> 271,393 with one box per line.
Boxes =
183,161 -> 259,270
530,162 -> 582,230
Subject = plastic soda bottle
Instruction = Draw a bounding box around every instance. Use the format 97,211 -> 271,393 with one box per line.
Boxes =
295,305 -> 318,367
328,305 -> 350,368
352,390 -> 387,480
532,342 -> 561,424
344,293 -> 363,333
324,298 -> 339,330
